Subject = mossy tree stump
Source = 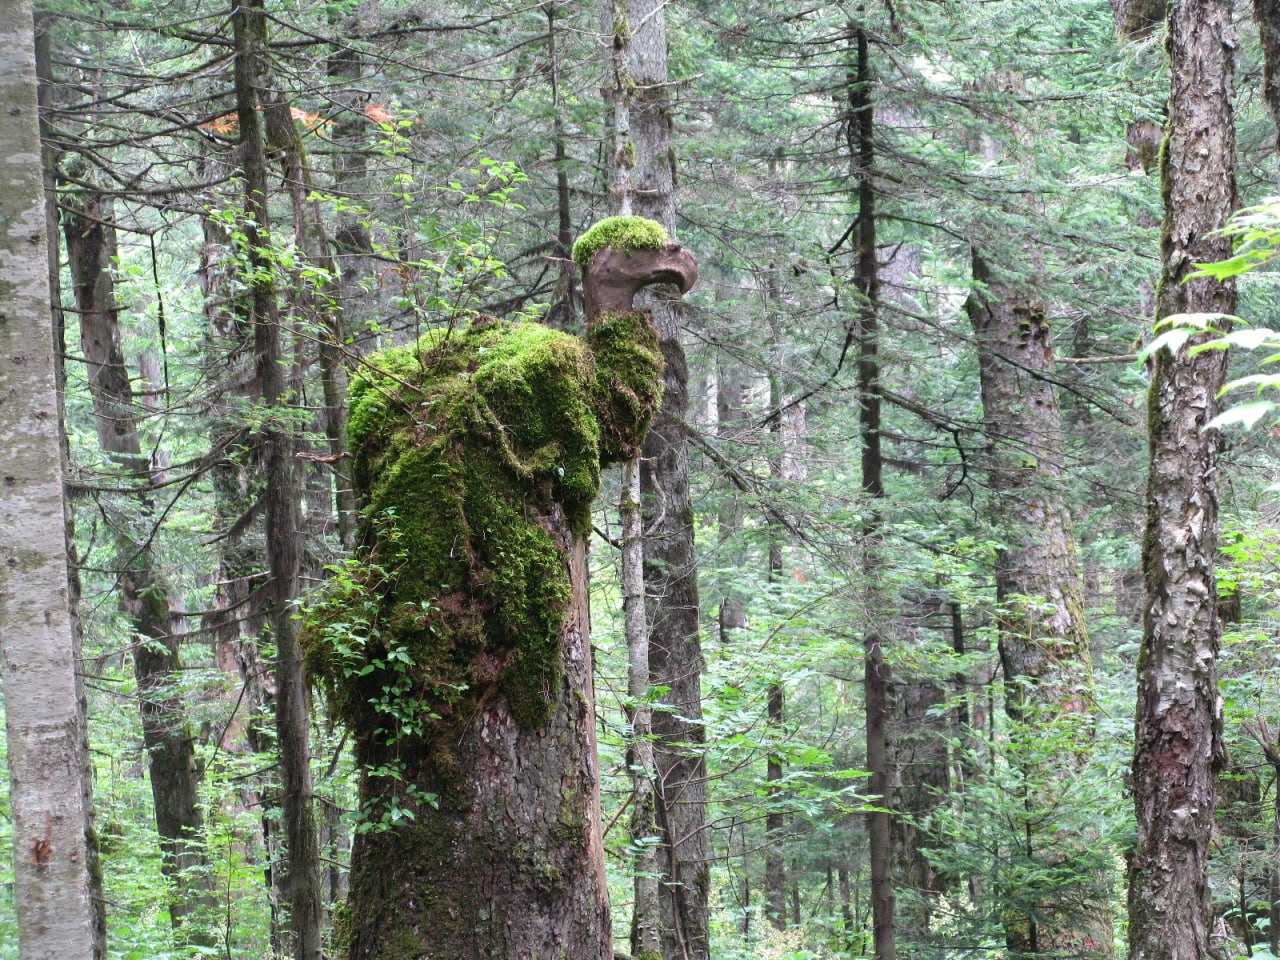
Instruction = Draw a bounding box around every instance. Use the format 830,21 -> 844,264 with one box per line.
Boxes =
304,217 -> 696,959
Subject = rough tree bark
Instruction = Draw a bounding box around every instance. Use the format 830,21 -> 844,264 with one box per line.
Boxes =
888,613 -> 949,941
1111,0 -> 1166,39
605,2 -> 711,956
965,249 -> 1111,958
0,3 -> 99,954
62,181 -> 216,939
231,4 -> 323,957
1128,1 -> 1237,958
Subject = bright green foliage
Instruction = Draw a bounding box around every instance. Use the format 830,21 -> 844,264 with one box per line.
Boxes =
303,313 -> 661,746
570,215 -> 669,269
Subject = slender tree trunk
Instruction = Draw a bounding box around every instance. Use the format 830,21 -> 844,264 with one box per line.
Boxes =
849,19 -> 895,960
232,5 -> 323,957
624,455 -> 662,959
715,358 -> 748,641
1256,0 -> 1280,158
765,677 -> 787,930
764,340 -> 787,932
606,2 -> 711,956
62,182 -> 216,940
0,5 -> 98,954
544,0 -> 577,330
197,147 -> 290,951
1128,2 -> 1237,958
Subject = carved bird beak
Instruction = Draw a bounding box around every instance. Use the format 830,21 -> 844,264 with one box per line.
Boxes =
583,243 -> 699,319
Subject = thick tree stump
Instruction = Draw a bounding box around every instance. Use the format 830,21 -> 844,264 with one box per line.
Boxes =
304,218 -> 695,960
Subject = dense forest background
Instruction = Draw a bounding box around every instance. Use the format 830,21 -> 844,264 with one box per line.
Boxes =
2,0 -> 1279,957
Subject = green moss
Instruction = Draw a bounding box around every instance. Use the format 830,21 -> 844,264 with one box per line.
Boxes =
303,315 -> 661,749
570,215 -> 668,270
588,310 -> 663,463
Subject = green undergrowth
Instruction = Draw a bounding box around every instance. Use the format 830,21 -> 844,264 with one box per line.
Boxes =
302,312 -> 661,753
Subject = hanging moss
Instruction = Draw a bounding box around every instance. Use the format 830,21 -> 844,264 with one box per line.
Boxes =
302,312 -> 661,749
570,215 -> 668,270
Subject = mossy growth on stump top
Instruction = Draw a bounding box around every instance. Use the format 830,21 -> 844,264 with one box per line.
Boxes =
302,309 -> 662,749
570,215 -> 669,270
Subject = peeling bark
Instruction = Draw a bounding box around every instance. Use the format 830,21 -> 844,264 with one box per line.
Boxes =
1127,1 -> 1238,958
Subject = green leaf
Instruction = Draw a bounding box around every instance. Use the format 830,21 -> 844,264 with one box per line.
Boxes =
1189,326 -> 1279,355
1137,327 -> 1193,364
1204,400 -> 1277,432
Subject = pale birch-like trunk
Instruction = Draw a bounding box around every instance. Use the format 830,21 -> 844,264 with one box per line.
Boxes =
0,4 -> 98,955
605,3 -> 711,956
33,19 -> 107,954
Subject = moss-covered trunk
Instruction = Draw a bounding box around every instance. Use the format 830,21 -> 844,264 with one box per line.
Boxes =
344,526 -> 609,959
309,275 -> 684,957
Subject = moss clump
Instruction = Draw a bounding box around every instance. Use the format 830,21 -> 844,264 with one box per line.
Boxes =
570,215 -> 668,270
303,314 -> 661,749
589,310 -> 663,462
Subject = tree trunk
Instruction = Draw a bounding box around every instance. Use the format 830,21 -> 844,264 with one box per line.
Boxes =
0,4 -> 99,953
1256,0 -> 1280,158
765,676 -> 787,931
197,147 -> 290,952
232,4 -> 323,957
1128,1 -> 1237,958
623,454 -> 662,959
849,20 -> 896,960
606,2 -> 711,956
1111,0 -> 1166,38
715,358 -> 748,641
889,635 -> 949,942
33,19 -> 107,954
544,0 -> 577,330
342,536 -> 612,960
965,250 -> 1112,958
62,181 -> 216,940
